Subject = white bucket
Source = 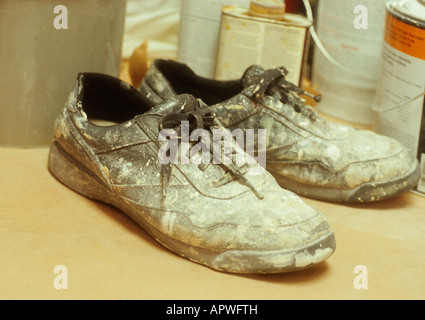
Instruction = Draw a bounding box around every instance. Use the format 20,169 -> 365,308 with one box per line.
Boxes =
177,0 -> 251,78
311,0 -> 388,126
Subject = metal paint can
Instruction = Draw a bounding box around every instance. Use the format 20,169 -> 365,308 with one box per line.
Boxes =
373,0 -> 425,196
215,5 -> 311,86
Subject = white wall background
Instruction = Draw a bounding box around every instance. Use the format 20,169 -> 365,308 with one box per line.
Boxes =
122,0 -> 182,60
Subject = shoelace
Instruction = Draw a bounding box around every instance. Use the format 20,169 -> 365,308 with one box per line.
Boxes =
159,95 -> 215,137
158,95 -> 264,200
244,66 -> 321,114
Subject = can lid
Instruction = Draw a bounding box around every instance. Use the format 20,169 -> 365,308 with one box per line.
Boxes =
391,0 -> 425,24
248,0 -> 286,20
223,4 -> 311,28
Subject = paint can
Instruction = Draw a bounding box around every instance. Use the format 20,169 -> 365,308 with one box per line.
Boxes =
311,0 -> 388,125
373,0 -> 425,196
214,3 -> 311,86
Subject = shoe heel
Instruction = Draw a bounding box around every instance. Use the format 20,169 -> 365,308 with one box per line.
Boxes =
48,142 -> 109,201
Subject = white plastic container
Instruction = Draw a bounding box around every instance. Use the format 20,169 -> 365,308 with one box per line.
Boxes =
177,0 -> 251,78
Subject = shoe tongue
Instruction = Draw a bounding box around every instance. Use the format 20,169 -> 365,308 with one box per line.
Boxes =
147,94 -> 200,115
241,65 -> 266,88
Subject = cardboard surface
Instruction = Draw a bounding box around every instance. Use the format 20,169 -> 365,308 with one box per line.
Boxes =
1,146 -> 424,300
1,63 -> 424,300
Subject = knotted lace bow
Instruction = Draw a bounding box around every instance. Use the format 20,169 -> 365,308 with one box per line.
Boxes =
159,95 -> 215,135
243,66 -> 321,113
158,95 -> 264,200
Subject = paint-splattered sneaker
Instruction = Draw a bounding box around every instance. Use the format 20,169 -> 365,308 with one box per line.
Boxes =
48,72 -> 336,274
139,59 -> 421,203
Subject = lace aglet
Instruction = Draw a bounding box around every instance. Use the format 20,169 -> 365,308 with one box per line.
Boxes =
247,181 -> 264,200
302,91 -> 322,103
236,172 -> 264,200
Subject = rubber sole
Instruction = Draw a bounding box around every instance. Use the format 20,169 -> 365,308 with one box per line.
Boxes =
269,163 -> 421,203
48,141 -> 335,274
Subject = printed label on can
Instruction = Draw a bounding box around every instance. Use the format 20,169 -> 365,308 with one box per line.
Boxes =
384,11 -> 425,60
215,7 -> 309,86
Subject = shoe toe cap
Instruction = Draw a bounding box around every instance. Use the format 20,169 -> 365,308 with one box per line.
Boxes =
157,181 -> 336,273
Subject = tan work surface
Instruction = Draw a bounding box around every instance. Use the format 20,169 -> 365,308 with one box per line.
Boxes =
1,146 -> 424,300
